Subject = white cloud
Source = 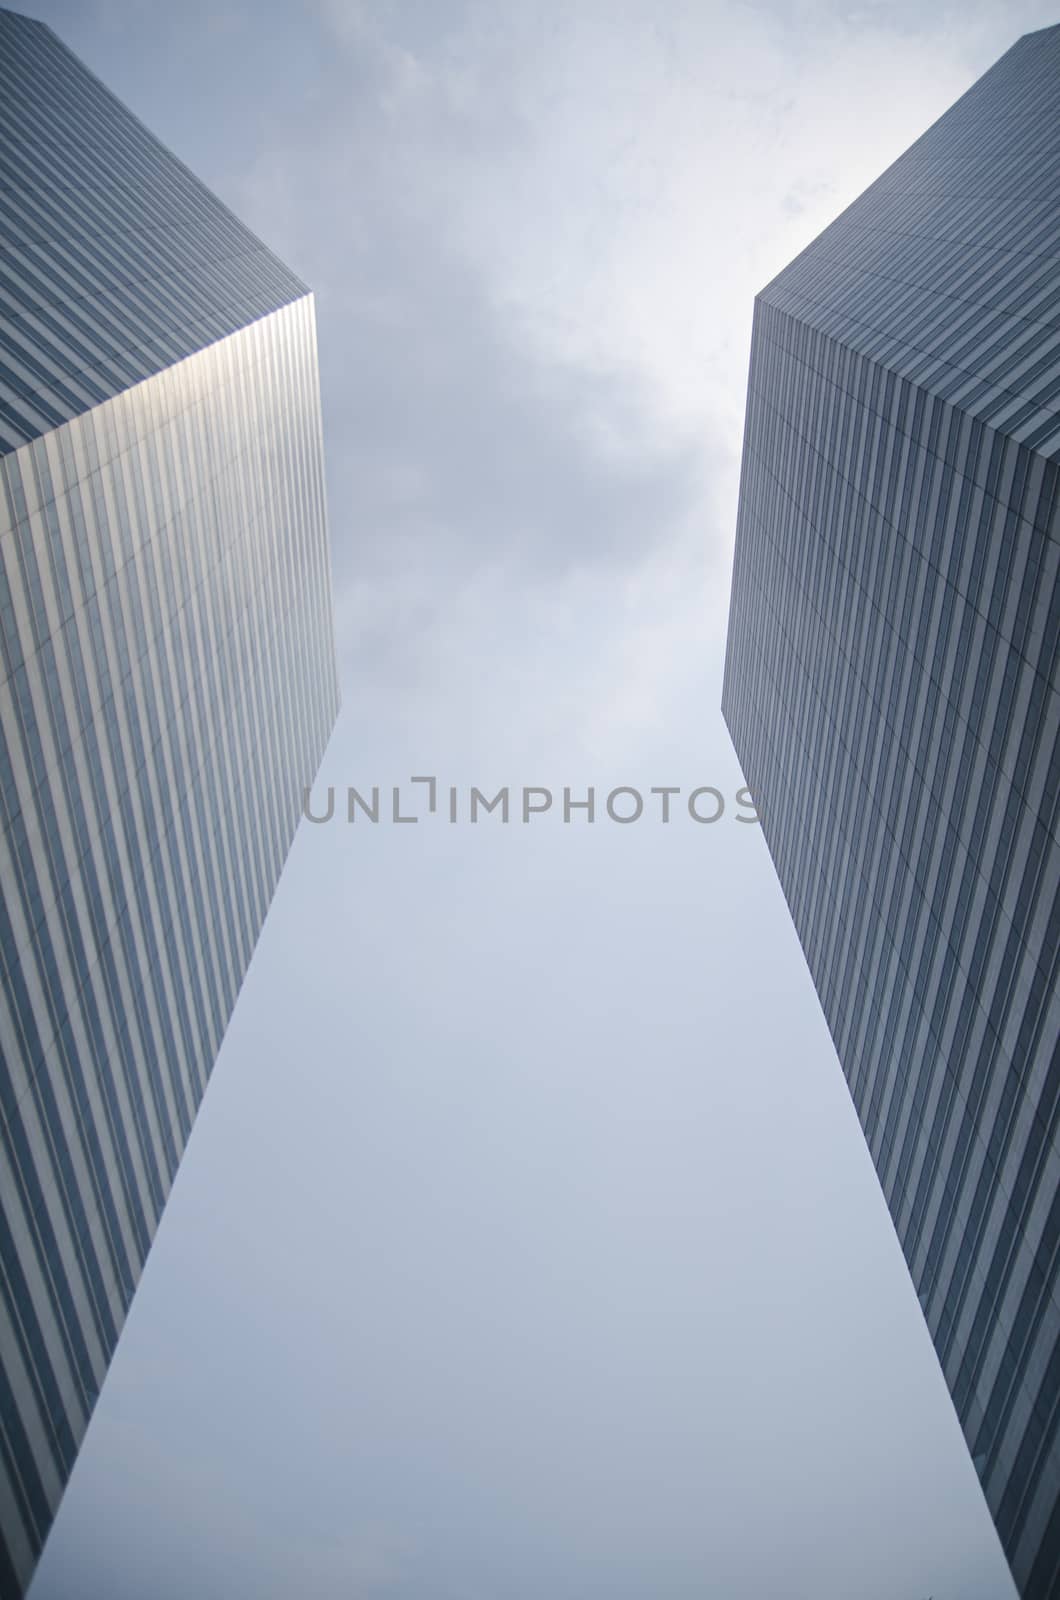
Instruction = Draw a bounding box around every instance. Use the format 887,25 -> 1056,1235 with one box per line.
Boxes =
311,0 -> 1051,470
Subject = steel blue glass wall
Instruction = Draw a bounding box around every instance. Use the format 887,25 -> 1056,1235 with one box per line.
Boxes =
0,8 -> 307,452
723,24 -> 1059,1599
0,12 -> 340,1594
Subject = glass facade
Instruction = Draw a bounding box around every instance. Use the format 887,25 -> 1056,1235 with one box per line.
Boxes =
0,9 -> 308,452
723,24 -> 1059,1597
0,11 -> 340,1594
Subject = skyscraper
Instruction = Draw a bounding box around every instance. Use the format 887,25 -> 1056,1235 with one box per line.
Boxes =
723,24 -> 1058,1597
0,11 -> 339,1593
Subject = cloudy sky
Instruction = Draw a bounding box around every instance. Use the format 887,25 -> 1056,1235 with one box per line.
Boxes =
18,1 -> 1055,1596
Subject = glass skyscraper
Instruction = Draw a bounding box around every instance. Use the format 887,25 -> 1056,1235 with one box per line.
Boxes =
723,24 -> 1058,1597
0,10 -> 339,1593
